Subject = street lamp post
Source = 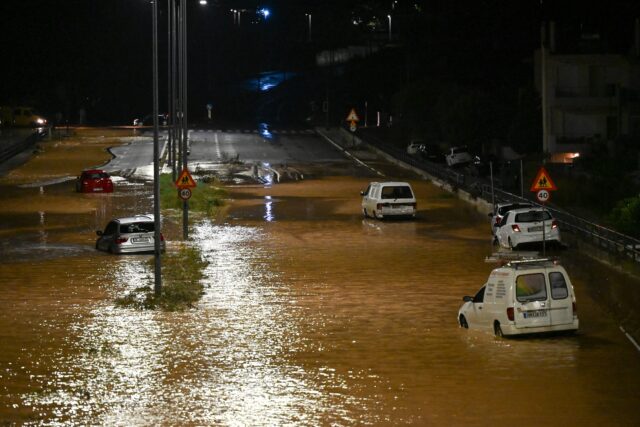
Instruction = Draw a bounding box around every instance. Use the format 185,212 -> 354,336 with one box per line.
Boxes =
152,0 -> 162,295
305,13 -> 312,42
387,14 -> 392,42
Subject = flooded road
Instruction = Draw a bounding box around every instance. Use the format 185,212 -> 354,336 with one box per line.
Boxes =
1,129 -> 640,425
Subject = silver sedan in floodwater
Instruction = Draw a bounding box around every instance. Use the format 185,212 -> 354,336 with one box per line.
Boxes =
96,215 -> 165,254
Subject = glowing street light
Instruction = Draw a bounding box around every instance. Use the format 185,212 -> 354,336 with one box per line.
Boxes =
305,13 -> 312,42
387,14 -> 392,41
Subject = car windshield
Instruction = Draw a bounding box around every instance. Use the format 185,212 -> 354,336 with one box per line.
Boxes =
381,186 -> 413,199
120,222 -> 154,234
515,210 -> 552,223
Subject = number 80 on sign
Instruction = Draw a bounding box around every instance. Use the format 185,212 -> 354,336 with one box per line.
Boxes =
536,189 -> 550,203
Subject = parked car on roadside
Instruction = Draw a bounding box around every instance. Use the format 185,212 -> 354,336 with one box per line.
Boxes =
361,181 -> 417,219
495,207 -> 560,250
76,169 -> 114,193
96,215 -> 165,254
406,140 -> 425,155
458,258 -> 579,337
133,113 -> 168,127
445,146 -> 473,167
489,201 -> 534,236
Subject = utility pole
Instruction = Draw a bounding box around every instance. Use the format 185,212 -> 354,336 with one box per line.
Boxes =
152,0 -> 162,295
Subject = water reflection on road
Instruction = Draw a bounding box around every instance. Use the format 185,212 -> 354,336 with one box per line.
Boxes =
1,149 -> 640,424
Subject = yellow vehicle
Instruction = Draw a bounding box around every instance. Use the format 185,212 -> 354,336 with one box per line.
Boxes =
0,106 -> 47,127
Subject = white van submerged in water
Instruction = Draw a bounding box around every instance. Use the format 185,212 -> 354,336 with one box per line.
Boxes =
360,182 -> 417,219
458,258 -> 579,337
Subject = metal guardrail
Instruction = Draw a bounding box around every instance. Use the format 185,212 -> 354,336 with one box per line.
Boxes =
0,129 -> 44,164
358,128 -> 640,262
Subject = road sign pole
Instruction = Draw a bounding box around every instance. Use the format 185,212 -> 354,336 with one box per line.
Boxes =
542,204 -> 546,256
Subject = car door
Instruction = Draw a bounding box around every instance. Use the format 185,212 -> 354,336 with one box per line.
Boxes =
361,184 -> 372,212
495,212 -> 511,248
513,272 -> 552,329
547,270 -> 574,326
464,285 -> 487,328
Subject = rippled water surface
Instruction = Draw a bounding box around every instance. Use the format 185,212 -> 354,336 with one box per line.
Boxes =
1,131 -> 640,425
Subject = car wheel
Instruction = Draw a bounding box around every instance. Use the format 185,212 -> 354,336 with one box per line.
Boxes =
494,322 -> 503,337
459,315 -> 469,329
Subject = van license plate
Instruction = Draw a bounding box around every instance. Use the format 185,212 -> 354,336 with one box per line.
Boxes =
132,238 -> 150,243
528,226 -> 543,232
523,310 -> 547,318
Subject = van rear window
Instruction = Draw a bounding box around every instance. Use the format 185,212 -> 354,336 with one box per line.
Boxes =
381,186 -> 413,199
549,272 -> 569,299
516,273 -> 547,302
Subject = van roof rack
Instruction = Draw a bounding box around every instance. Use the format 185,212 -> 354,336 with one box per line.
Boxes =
484,251 -> 539,263
485,253 -> 559,268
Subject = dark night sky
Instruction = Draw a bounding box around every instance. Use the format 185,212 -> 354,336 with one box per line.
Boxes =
1,1 -> 638,124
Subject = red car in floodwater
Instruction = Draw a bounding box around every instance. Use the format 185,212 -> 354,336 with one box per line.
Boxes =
76,169 -> 114,193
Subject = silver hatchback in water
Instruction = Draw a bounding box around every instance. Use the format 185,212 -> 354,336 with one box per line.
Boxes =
96,215 -> 165,254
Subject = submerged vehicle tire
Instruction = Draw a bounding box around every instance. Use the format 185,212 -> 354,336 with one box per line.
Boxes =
459,315 -> 469,329
494,322 -> 503,337
363,208 -> 368,218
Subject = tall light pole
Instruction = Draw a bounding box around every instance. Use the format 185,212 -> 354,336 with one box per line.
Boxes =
152,0 -> 162,296
305,13 -> 312,42
387,14 -> 392,42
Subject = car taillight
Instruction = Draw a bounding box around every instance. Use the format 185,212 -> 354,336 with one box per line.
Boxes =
507,307 -> 514,321
511,224 -> 521,232
572,301 -> 577,314
116,237 -> 128,244
160,233 -> 165,242
377,203 -> 383,210
551,220 -> 558,229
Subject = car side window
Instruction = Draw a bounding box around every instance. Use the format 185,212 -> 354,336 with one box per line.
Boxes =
104,222 -> 118,235
499,212 -> 510,227
473,286 -> 486,303
549,272 -> 569,299
363,185 -> 371,197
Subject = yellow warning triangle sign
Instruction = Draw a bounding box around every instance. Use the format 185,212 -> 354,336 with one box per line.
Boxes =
346,108 -> 360,122
175,168 -> 197,188
530,166 -> 557,192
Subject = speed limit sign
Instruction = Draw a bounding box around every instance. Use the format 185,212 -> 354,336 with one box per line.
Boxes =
536,189 -> 550,203
178,188 -> 192,201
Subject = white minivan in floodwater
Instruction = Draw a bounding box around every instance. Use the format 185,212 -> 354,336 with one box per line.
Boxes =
458,258 -> 579,337
360,181 -> 417,219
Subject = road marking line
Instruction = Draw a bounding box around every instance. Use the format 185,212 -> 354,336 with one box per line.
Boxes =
317,132 -> 385,177
214,132 -> 221,160
620,326 -> 640,352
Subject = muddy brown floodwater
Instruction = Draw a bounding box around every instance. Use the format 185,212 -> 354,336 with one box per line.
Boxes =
1,129 -> 640,425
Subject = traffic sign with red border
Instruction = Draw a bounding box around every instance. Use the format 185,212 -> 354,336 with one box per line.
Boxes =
346,108 -> 360,122
530,166 -> 557,192
175,168 -> 196,189
178,188 -> 192,200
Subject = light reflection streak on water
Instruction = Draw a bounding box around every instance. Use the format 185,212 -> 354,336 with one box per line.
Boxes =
264,196 -> 274,222
22,258 -> 163,425
21,222 -> 369,425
